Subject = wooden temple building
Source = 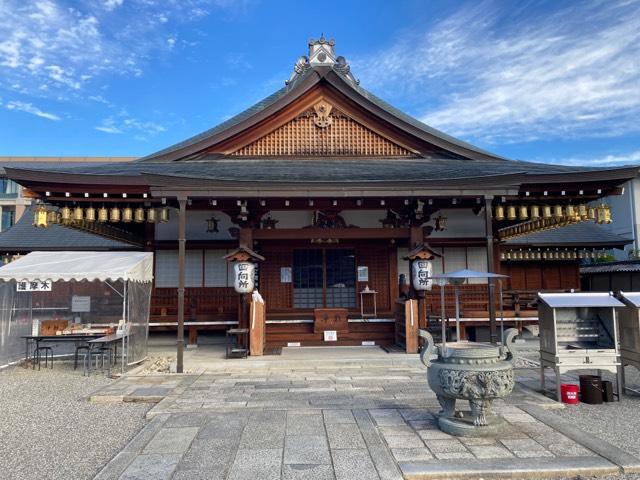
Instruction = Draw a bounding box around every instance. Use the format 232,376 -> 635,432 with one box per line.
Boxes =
2,37 -> 636,354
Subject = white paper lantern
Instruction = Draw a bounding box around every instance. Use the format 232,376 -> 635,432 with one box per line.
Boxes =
411,259 -> 433,291
233,261 -> 255,293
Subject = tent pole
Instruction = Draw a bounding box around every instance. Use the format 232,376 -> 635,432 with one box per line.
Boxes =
177,197 -> 187,374
484,195 -> 498,344
122,281 -> 127,374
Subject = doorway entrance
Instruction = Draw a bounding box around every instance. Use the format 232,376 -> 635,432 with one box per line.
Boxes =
292,248 -> 356,309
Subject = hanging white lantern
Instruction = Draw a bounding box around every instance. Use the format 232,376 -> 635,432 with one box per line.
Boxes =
411,259 -> 433,291
233,261 -> 255,293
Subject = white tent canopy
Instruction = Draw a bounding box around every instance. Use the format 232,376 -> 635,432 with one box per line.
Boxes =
0,251 -> 153,283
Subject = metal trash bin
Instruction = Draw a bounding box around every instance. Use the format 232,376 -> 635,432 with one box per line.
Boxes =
579,375 -> 603,404
538,292 -> 623,401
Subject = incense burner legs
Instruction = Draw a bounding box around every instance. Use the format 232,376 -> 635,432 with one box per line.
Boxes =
419,329 -> 519,437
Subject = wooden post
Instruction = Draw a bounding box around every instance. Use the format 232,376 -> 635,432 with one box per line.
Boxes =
177,197 -> 187,373
238,228 -> 252,350
484,196 -> 498,344
409,226 -> 426,329
404,299 -> 419,353
249,297 -> 266,356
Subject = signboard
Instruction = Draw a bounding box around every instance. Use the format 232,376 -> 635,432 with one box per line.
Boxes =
411,260 -> 433,291
233,261 -> 255,293
72,295 -> 91,313
17,280 -> 52,292
357,266 -> 369,282
280,267 -> 292,283
324,330 -> 337,341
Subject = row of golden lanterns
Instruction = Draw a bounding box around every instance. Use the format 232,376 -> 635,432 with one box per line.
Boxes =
495,203 -> 612,224
501,248 -> 609,261
33,205 -> 170,228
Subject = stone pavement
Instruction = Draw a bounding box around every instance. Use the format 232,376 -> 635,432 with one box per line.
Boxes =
93,349 -> 638,479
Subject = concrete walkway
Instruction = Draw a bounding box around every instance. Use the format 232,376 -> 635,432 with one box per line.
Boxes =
93,347 -> 640,479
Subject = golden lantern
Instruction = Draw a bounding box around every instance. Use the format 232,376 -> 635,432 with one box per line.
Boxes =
553,205 -> 563,219
73,206 -> 83,222
507,206 -> 517,221
518,205 -> 528,221
134,207 -> 145,223
524,250 -> 530,260
506,251 -> 512,260
98,206 -> 109,222
495,205 -> 505,221
542,205 -> 552,219
122,206 -> 133,223
60,206 -> 72,223
500,252 -> 506,260
602,204 -> 612,224
110,206 -> 121,222
46,210 -> 58,224
530,205 -> 540,219
33,207 -> 48,228
565,205 -> 575,218
578,204 -> 588,220
85,206 -> 96,222
159,208 -> 170,223
146,208 -> 157,223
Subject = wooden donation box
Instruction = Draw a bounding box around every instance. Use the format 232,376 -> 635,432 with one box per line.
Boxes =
314,308 -> 349,334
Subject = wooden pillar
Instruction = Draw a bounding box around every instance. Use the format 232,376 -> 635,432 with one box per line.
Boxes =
484,196 -> 498,344
176,197 -> 187,373
409,225 -> 426,329
238,227 -> 253,348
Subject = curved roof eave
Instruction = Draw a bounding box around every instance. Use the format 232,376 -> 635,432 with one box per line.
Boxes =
136,66 -> 509,164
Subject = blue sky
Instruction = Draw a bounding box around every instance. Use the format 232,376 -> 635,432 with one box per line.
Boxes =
0,0 -> 638,167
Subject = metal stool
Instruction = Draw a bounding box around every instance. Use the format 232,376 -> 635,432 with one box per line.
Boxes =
33,346 -> 53,370
74,345 -> 90,370
82,348 -> 109,376
226,328 -> 249,358
99,345 -> 114,376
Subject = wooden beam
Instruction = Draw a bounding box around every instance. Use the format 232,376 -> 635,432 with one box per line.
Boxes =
253,227 -> 410,240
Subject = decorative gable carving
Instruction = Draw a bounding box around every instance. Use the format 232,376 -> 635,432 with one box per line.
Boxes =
230,100 -> 415,158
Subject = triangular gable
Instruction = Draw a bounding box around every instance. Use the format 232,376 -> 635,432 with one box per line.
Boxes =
228,98 -> 416,158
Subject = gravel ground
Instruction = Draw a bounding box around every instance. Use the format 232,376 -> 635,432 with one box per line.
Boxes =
550,366 -> 640,459
0,362 -> 150,480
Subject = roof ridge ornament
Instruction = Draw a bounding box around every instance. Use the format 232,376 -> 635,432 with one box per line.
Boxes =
286,36 -> 358,86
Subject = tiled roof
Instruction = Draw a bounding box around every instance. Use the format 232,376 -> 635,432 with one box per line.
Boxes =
581,261 -> 640,274
504,222 -> 632,247
3,157 -> 606,183
0,208 -> 140,252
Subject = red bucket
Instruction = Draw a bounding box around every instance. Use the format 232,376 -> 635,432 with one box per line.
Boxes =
560,383 -> 580,404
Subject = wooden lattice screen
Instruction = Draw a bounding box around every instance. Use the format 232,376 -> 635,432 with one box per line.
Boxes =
231,103 -> 415,157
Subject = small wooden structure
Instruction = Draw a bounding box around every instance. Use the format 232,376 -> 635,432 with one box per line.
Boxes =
616,292 -> 640,391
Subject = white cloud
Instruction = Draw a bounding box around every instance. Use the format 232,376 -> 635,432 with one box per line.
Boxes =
95,111 -> 166,138
0,0 -> 246,100
550,150 -> 640,168
353,1 -> 640,144
5,100 -> 60,120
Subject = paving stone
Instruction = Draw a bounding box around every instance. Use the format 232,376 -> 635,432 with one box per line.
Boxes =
163,412 -> 209,428
416,428 -> 455,440
179,438 -> 236,471
331,449 -> 380,480
424,438 -> 469,454
283,463 -> 336,480
239,421 -> 286,449
119,453 -> 182,480
143,427 -> 198,454
227,448 -> 283,480
378,425 -> 415,436
433,451 -> 476,459
172,468 -> 226,480
284,435 -> 331,465
383,433 -> 425,449
369,409 -> 406,426
325,423 -> 366,449
323,409 -> 356,424
468,445 -> 515,459
93,451 -> 138,480
287,413 -> 325,435
547,442 -> 596,457
391,447 -> 434,461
